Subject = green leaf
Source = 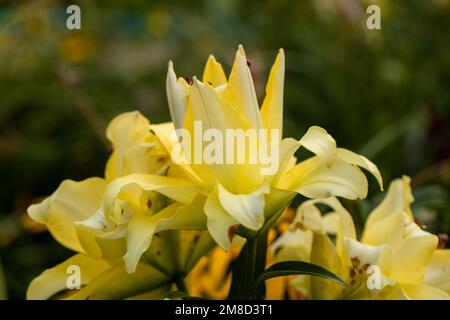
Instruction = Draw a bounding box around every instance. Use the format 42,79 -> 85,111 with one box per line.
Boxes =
254,261 -> 346,294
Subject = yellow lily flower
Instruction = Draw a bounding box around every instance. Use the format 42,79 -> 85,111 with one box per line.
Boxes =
163,45 -> 382,250
27,45 -> 385,300
27,112 -> 213,299
270,176 -> 450,300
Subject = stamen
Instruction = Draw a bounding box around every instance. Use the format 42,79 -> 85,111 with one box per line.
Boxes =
351,257 -> 360,269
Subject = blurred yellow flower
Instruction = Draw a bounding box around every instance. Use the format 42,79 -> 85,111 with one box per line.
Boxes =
146,8 -> 171,38
187,246 -> 240,299
59,35 -> 95,64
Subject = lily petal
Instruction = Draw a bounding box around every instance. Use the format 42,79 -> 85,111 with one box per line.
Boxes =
66,262 -> 170,300
392,283 -> 449,300
103,174 -> 203,216
310,233 -> 345,299
204,192 -> 239,250
189,78 -> 254,191
270,138 -> 301,185
299,126 -> 337,167
221,45 -> 262,129
124,195 -> 207,273
217,182 -> 270,231
261,49 -> 285,140
271,229 -> 312,263
124,211 -> 169,274
344,237 -> 389,268
293,200 -> 326,233
190,77 -> 251,133
337,148 -> 383,191
105,111 -> 152,180
390,225 -> 438,284
277,156 -> 368,200
28,178 -> 107,253
202,55 -> 227,88
149,122 -> 202,183
365,176 -> 413,230
423,249 -> 450,294
26,254 -> 110,300
362,211 -> 406,251
311,198 -> 356,255
166,61 -> 189,130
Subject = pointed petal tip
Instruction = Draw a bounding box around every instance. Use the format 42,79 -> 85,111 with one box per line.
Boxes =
167,61 -> 176,78
192,75 -> 200,84
277,48 -> 285,60
237,44 -> 246,56
124,258 -> 136,274
167,61 -> 175,73
191,76 -> 206,90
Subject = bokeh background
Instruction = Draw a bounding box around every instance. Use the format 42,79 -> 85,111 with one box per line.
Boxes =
0,0 -> 449,299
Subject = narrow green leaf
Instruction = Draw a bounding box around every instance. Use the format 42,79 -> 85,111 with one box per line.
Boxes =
254,261 -> 346,294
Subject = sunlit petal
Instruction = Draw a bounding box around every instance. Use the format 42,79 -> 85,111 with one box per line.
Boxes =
221,45 -> 262,129
66,262 -> 170,300
124,195 -> 207,273
390,224 -> 438,284
27,178 -> 107,253
166,61 -> 189,130
217,182 -> 270,230
423,249 -> 450,294
204,192 -> 239,250
202,55 -> 227,88
27,254 -> 110,300
277,156 -> 368,200
261,49 -> 285,140
365,176 -> 413,230
299,126 -> 337,167
337,148 -> 383,191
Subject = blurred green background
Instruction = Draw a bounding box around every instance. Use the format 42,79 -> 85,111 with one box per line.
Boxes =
0,0 -> 449,299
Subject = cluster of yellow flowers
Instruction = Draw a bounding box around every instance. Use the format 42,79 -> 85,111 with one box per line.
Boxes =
26,46 -> 449,300
268,176 -> 449,299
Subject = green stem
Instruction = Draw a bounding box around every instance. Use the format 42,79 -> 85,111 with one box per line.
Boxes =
174,275 -> 188,294
252,230 -> 268,299
245,237 -> 257,298
228,231 -> 269,300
